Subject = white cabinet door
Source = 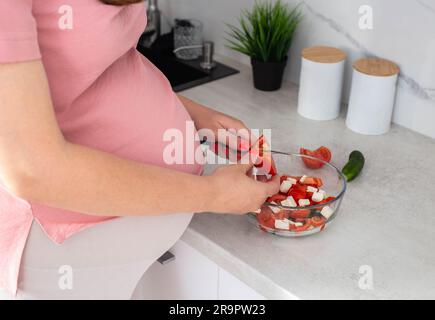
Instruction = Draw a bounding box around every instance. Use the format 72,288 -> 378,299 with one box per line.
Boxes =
137,240 -> 219,300
135,240 -> 265,300
218,268 -> 265,300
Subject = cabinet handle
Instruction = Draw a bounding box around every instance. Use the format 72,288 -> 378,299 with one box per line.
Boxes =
157,251 -> 175,265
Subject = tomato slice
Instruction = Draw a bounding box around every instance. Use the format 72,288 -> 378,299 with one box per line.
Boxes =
267,193 -> 287,203
317,196 -> 336,210
274,210 -> 288,220
300,177 -> 324,188
288,184 -> 307,201
251,135 -> 277,176
293,217 -> 308,223
288,209 -> 310,219
319,196 -> 335,205
290,220 -> 312,232
257,206 -> 275,229
300,146 -> 332,169
311,215 -> 327,228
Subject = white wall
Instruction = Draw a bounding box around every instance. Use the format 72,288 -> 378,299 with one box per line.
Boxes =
158,0 -> 435,139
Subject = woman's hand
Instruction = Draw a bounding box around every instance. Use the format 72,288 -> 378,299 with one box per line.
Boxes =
178,95 -> 280,214
205,161 -> 280,215
178,95 -> 250,145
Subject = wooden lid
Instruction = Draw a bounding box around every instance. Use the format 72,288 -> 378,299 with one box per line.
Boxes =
353,58 -> 400,77
302,46 -> 347,63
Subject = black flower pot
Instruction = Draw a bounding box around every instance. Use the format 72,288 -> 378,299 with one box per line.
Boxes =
251,57 -> 288,91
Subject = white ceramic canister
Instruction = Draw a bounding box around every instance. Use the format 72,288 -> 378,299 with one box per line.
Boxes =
297,46 -> 347,121
346,58 -> 400,135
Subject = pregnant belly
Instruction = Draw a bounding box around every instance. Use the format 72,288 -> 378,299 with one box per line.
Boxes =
30,51 -> 203,244
57,49 -> 203,175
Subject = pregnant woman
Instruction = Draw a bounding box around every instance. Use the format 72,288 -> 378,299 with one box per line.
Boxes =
0,0 -> 279,299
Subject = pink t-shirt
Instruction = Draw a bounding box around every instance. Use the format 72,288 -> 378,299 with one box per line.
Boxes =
0,0 -> 203,295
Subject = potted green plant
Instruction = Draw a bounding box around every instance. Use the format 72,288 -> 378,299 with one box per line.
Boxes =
226,0 -> 302,91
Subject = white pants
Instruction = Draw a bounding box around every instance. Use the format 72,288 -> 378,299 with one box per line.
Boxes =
0,213 -> 193,300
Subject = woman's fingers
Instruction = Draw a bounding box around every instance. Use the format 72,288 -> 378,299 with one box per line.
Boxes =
263,175 -> 280,196
236,151 -> 256,172
214,129 -> 251,151
214,114 -> 253,149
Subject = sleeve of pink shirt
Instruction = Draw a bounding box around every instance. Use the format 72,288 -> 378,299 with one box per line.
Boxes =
0,0 -> 41,63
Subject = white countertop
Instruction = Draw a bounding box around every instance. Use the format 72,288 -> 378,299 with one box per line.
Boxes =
180,56 -> 435,300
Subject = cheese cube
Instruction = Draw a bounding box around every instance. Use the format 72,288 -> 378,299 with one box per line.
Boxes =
286,177 -> 298,185
275,219 -> 290,230
281,196 -> 297,207
298,199 -> 311,207
318,189 -> 327,197
321,206 -> 334,219
293,222 -> 304,227
307,186 -> 318,193
279,180 -> 293,193
312,192 -> 324,202
299,175 -> 307,184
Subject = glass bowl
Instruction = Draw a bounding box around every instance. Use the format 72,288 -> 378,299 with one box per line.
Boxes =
248,152 -> 347,237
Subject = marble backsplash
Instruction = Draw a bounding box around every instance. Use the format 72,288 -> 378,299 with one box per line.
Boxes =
159,0 -> 435,139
